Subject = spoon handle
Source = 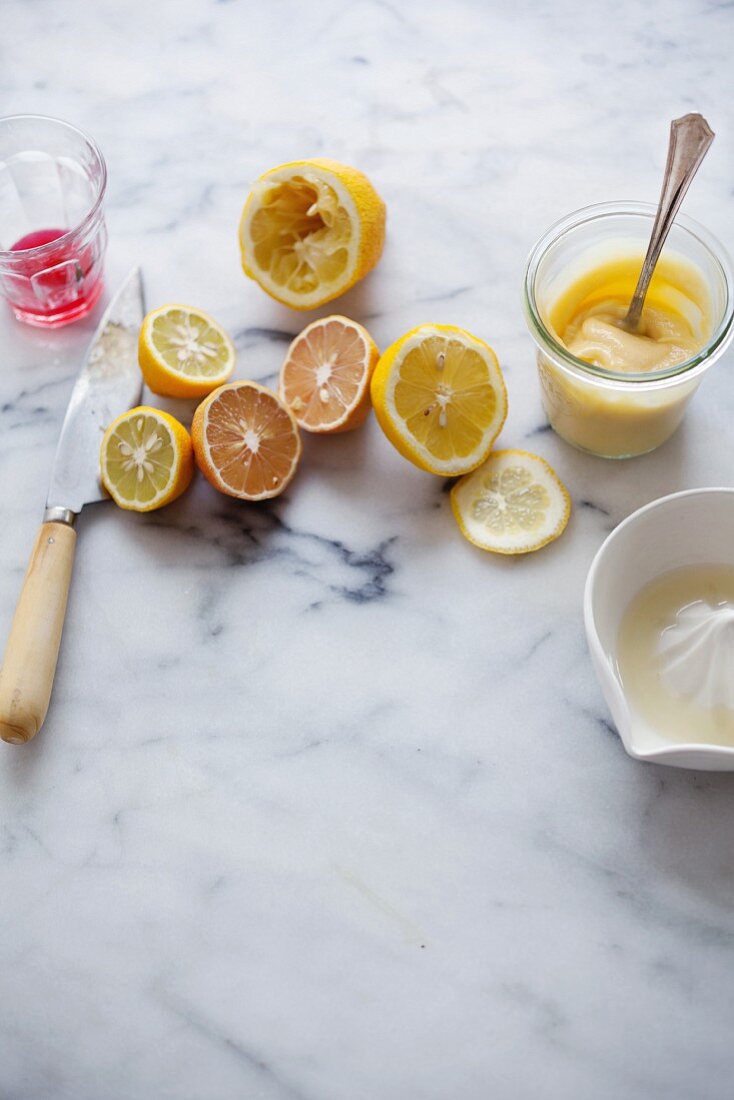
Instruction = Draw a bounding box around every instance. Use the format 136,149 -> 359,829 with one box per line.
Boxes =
623,113 -> 714,332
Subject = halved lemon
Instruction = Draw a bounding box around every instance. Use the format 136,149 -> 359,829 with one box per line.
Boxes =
100,406 -> 194,512
139,305 -> 235,398
451,449 -> 571,554
279,315 -> 379,433
192,381 -> 301,501
370,324 -> 507,475
239,158 -> 386,310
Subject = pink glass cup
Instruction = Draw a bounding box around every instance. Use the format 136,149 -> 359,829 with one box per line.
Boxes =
0,114 -> 108,328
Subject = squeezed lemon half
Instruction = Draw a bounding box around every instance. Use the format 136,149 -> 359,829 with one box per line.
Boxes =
239,158 -> 386,310
451,449 -> 571,554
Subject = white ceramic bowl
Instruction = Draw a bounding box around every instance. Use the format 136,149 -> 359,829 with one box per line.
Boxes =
584,488 -> 734,770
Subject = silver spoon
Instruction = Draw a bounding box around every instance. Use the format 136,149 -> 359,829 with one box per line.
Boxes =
620,112 -> 714,333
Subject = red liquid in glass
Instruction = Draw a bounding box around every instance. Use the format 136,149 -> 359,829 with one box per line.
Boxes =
10,227 -> 67,251
7,225 -> 103,324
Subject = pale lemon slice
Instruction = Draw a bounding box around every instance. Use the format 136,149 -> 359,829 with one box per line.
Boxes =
451,449 -> 571,554
139,305 -> 235,398
100,407 -> 194,512
239,158 -> 386,310
370,324 -> 507,475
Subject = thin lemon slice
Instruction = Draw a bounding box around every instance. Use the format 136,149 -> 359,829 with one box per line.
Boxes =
239,158 -> 386,310
139,305 -> 235,398
370,324 -> 507,475
100,407 -> 194,512
451,449 -> 571,554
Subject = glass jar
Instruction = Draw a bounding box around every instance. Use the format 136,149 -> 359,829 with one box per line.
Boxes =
523,202 -> 734,459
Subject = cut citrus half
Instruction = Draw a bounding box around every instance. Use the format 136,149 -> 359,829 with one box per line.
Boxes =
451,449 -> 571,554
100,406 -> 194,512
279,315 -> 379,433
370,324 -> 507,476
139,305 -> 235,398
192,381 -> 301,501
239,158 -> 386,310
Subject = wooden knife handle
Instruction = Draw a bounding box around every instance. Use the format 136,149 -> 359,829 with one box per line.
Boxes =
0,521 -> 77,744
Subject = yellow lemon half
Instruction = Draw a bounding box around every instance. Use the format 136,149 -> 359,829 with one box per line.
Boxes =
239,158 -> 386,310
100,406 -> 194,511
139,305 -> 235,399
370,324 -> 507,476
451,449 -> 571,554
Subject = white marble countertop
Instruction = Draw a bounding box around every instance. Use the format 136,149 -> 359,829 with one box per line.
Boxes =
3,1 -> 734,1097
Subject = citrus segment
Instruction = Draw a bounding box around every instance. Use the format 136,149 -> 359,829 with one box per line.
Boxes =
139,305 -> 235,398
192,381 -> 301,501
370,324 -> 507,475
239,159 -> 386,310
279,315 -> 379,433
100,406 -> 194,512
451,449 -> 571,554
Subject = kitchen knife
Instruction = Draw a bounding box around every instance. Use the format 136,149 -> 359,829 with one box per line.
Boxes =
0,268 -> 145,745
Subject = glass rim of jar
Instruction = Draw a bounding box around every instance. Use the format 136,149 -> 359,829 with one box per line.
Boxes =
0,113 -> 107,260
523,200 -> 734,388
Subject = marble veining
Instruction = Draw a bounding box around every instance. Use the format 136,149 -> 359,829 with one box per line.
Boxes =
2,0 -> 734,1098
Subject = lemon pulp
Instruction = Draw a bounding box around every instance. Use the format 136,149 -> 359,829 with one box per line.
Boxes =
371,325 -> 506,475
249,174 -> 351,295
104,412 -> 176,506
471,464 -> 550,536
150,308 -> 232,378
393,333 -> 498,464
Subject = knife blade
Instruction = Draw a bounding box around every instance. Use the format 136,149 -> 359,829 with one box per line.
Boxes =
46,267 -> 145,516
0,268 -> 146,745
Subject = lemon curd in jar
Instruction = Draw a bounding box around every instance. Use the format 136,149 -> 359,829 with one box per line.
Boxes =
540,252 -> 711,457
524,203 -> 734,461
